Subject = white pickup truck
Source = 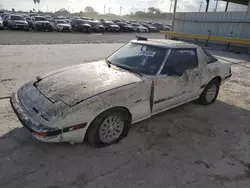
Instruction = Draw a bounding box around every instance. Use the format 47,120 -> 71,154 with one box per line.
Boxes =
11,38 -> 232,147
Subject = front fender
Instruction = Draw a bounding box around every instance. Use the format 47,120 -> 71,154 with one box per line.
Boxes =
54,78 -> 152,133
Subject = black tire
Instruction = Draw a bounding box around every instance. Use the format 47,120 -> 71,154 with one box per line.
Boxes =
198,79 -> 220,105
86,108 -> 131,148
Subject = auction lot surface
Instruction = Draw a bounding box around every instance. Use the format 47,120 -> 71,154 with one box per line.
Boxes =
0,43 -> 250,188
0,30 -> 163,45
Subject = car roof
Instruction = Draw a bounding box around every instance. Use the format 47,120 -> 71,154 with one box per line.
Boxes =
130,39 -> 198,49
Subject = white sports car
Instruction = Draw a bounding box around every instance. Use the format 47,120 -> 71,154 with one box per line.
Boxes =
132,23 -> 148,32
11,37 -> 232,147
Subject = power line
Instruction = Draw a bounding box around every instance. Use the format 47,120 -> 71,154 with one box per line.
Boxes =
169,0 -> 173,13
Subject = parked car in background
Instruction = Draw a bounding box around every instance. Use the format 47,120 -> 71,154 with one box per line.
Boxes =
116,22 -> 134,32
113,20 -> 121,23
7,15 -> 29,31
64,19 -> 71,24
132,23 -> 148,32
25,17 -> 33,28
70,19 -> 91,33
32,16 -> 53,31
163,25 -> 171,31
89,20 -> 105,33
80,17 -> 90,20
0,17 -> 4,30
0,13 -> 9,19
102,21 -> 120,32
53,20 -> 72,32
29,13 -> 38,17
46,15 -> 53,21
3,15 -> 10,27
151,23 -> 171,31
141,23 -> 158,32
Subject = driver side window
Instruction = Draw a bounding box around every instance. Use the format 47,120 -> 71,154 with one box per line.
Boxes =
161,49 -> 198,76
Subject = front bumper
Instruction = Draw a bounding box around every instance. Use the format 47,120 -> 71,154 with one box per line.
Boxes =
110,27 -> 120,32
12,24 -> 28,29
10,92 -> 63,142
58,27 -> 71,32
36,24 -> 53,30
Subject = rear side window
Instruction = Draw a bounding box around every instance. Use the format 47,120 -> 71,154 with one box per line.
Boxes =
203,50 -> 218,64
161,49 -> 198,76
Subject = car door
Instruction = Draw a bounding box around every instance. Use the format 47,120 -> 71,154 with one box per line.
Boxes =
152,49 -> 201,114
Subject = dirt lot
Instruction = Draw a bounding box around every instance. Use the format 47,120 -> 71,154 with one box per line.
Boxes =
0,30 -> 162,45
0,44 -> 250,188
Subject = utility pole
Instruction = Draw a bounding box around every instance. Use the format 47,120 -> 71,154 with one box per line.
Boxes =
120,6 -> 122,16
171,0 -> 177,32
46,6 -> 49,12
108,7 -> 111,14
104,4 -> 106,14
206,0 -> 210,12
169,0 -> 173,13
214,0 -> 219,12
68,6 -> 70,13
225,0 -> 230,12
199,2 -> 203,12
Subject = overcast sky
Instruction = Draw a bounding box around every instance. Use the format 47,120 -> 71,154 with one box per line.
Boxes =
0,0 -> 248,14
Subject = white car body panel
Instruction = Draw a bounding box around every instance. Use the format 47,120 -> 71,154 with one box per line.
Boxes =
11,40 -> 231,143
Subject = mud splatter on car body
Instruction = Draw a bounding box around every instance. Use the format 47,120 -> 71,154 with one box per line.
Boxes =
11,39 -> 232,144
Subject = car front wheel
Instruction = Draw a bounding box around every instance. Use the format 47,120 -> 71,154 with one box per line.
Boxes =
86,108 -> 131,147
198,79 -> 220,105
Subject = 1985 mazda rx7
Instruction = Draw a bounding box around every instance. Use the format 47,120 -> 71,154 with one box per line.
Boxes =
11,38 -> 232,147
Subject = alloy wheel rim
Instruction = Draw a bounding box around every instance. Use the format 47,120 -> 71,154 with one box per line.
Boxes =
205,84 -> 217,103
99,115 -> 124,143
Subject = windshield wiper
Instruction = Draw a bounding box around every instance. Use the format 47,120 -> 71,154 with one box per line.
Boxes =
115,64 -> 143,77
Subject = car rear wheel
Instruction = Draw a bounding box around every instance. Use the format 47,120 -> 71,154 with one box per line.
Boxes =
86,108 -> 131,148
198,79 -> 220,105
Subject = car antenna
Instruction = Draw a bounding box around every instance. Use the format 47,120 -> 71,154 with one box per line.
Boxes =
135,35 -> 148,41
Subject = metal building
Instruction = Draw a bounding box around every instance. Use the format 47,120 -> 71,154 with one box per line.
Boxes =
174,0 -> 250,39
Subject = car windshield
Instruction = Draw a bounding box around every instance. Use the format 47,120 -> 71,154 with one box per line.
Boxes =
11,16 -> 25,21
91,21 -> 101,25
56,20 -> 67,24
78,20 -> 87,24
35,17 -> 46,21
105,21 -> 114,25
107,42 -> 168,75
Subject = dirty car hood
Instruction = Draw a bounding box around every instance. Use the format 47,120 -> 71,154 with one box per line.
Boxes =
35,61 -> 142,107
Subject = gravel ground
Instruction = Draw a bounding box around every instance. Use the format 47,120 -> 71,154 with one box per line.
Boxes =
0,44 -> 250,188
0,30 -> 163,45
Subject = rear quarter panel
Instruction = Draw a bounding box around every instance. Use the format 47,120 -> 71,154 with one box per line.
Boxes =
196,47 -> 230,94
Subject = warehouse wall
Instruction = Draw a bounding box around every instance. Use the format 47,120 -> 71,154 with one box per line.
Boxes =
174,12 -> 250,39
